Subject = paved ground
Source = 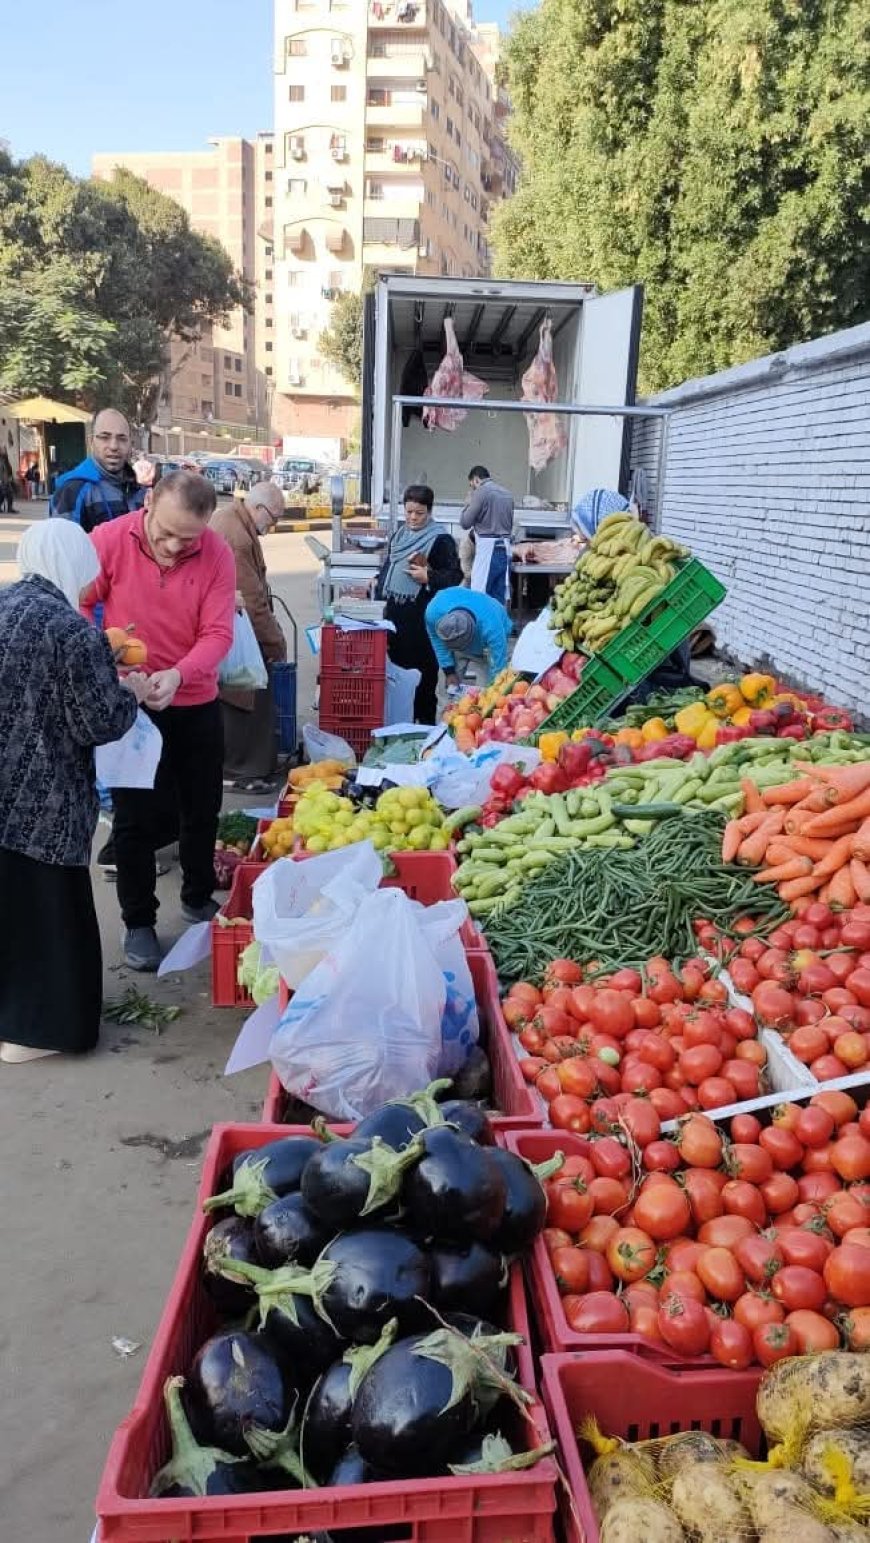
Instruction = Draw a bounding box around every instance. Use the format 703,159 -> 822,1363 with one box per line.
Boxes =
0,507 -> 323,1541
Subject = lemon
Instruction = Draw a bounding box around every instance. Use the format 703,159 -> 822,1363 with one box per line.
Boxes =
428,831 -> 449,851
370,828 -> 391,850
334,809 -> 355,828
328,833 -> 349,849
306,834 -> 329,854
407,825 -> 432,850
397,787 -> 420,809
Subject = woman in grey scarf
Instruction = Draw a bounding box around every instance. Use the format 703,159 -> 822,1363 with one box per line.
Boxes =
375,484 -> 461,723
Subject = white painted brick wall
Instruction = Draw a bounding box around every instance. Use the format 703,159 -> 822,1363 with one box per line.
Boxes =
630,325 -> 870,712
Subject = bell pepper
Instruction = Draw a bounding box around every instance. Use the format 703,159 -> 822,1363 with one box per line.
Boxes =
530,762 -> 570,794
739,672 -> 776,706
777,722 -> 808,741
489,764 -> 527,800
657,733 -> 698,759
716,724 -> 749,746
706,682 -> 745,719
674,702 -> 714,739
747,708 -> 779,735
696,716 -> 720,751
731,706 -> 753,727
614,726 -> 644,749
558,739 -> 594,778
538,730 -> 569,763
770,700 -> 800,727
811,706 -> 854,733
641,716 -> 671,743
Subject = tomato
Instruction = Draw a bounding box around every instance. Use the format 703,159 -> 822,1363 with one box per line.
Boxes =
759,1125 -> 804,1170
648,1088 -> 690,1123
606,1226 -> 657,1283
682,1169 -> 726,1227
726,1143 -> 774,1185
843,1227 -> 870,1251
579,1214 -> 619,1252
518,1025 -> 545,1055
629,1303 -> 663,1343
593,1062 -> 623,1096
586,1252 -> 616,1292
622,1280 -> 658,1307
546,1180 -> 594,1234
533,1006 -> 575,1041
795,1105 -> 836,1148
545,958 -> 585,989
771,1264 -> 827,1311
550,1246 -> 591,1294
811,1054 -> 850,1082
562,1291 -> 629,1335
789,1023 -> 830,1065
590,1097 -> 625,1134
680,965 -> 706,1001
824,1243 -> 870,1307
740,936 -> 767,963
643,1139 -> 681,1174
519,1056 -> 548,1084
683,1011 -> 723,1049
843,1005 -> 870,1031
588,1176 -> 630,1216
699,979 -> 729,1005
710,1318 -> 754,1370
841,922 -> 870,951
785,1308 -> 840,1353
698,1214 -> 755,1249
607,967 -> 642,994
587,989 -> 635,1041
735,1233 -> 784,1286
677,1114 -> 723,1168
831,1132 -> 870,1183
697,1245 -> 745,1302
772,1101 -> 801,1132
535,1067 -> 561,1103
633,1176 -> 692,1241
734,1291 -> 785,1332
697,1076 -> 738,1111
797,1170 -> 842,1206
590,1136 -> 632,1181
825,1193 -> 870,1239
847,968 -> 870,1008
558,1154 -> 595,1182
730,1113 -> 762,1144
804,902 -> 835,930
543,1227 -> 573,1254
622,1061 -> 665,1095
504,998 -> 532,1030
657,1295 -> 710,1356
842,1305 -> 870,1350
729,958 -> 760,995
824,988 -> 858,1013
778,1229 -> 833,1272
555,1059 -> 598,1100
753,1321 -> 800,1367
761,1172 -> 800,1215
631,995 -> 662,1030
679,1044 -> 724,1086
801,1141 -> 835,1174
752,981 -> 796,1028
661,1270 -> 707,1306
569,984 -> 596,1022
797,962 -> 838,996
722,1179 -> 767,1227
664,1238 -> 705,1273
508,981 -> 541,1008
827,952 -> 860,985
795,998 -> 828,1026
646,958 -> 684,1005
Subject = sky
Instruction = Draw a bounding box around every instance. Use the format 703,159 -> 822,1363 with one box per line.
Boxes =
4,0 -> 528,177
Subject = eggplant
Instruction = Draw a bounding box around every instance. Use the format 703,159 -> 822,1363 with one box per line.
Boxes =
449,1045 -> 492,1104
300,1321 -> 398,1483
202,1215 -> 260,1316
207,1255 -> 344,1379
351,1326 -> 523,1477
253,1191 -> 334,1269
446,1430 -> 555,1476
352,1104 -> 427,1149
150,1375 -> 258,1497
327,1444 -> 379,1487
203,1136 -> 323,1218
300,1136 -> 421,1230
486,1147 -> 564,1254
437,1099 -> 490,1143
316,1228 -> 432,1344
402,1127 -> 507,1244
444,1313 -> 521,1419
244,1408 -> 310,1490
430,1241 -> 507,1315
185,1331 -> 292,1457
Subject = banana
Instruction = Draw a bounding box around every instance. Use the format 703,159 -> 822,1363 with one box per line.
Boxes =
627,583 -> 663,619
593,511 -> 635,538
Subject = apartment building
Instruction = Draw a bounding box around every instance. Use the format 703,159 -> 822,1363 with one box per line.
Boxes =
92,137 -> 268,441
270,0 -> 515,442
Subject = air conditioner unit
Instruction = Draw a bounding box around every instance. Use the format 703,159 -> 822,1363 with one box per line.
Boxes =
328,191 -> 343,207
291,323 -> 305,338
290,140 -> 305,160
331,145 -> 347,162
289,370 -> 303,387
331,39 -> 345,64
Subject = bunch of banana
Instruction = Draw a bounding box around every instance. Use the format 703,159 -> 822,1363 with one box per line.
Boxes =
548,514 -> 690,652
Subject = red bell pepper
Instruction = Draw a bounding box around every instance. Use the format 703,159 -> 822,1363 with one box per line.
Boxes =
747,709 -> 779,735
530,763 -> 570,794
716,724 -> 749,746
810,706 -> 854,733
489,764 -> 527,800
777,722 -> 808,741
557,740 -> 593,779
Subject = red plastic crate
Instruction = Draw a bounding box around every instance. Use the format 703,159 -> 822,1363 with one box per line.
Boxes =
263,946 -> 543,1133
96,1123 -> 557,1543
320,623 -> 388,674
318,714 -> 383,758
210,861 -> 268,1007
320,666 -> 386,725
541,1351 -> 763,1543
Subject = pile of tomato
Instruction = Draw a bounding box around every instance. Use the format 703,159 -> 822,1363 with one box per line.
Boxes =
541,1090 -> 870,1369
508,952 -> 767,1131
699,903 -> 870,1081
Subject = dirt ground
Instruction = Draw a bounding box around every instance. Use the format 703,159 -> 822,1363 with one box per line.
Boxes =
0,511 -> 324,1541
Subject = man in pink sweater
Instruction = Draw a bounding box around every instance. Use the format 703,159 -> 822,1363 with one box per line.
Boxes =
84,471 -> 235,970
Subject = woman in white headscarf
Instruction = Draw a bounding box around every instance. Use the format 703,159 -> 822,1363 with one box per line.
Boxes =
0,522 -> 150,1062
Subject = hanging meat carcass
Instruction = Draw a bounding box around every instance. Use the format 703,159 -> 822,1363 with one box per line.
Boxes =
422,317 -> 488,432
521,318 -> 568,473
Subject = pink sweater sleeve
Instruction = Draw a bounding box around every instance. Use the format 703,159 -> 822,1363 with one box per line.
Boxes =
79,526 -> 110,622
175,541 -> 236,692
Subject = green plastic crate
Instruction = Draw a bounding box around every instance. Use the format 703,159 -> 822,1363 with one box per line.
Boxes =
600,557 -> 726,685
531,656 -> 630,736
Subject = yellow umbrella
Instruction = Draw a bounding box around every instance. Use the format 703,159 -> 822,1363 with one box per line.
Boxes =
6,396 -> 91,424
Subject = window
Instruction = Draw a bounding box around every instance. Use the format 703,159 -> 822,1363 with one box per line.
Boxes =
224,381 -> 233,396
287,37 -> 307,55
224,354 -> 232,369
430,99 -> 439,121
454,128 -> 461,148
288,178 -> 307,195
266,317 -> 273,327
288,84 -> 305,102
265,267 -> 273,279
266,366 -> 273,377
288,271 -> 301,286
452,169 -> 459,189
235,358 -> 242,372
265,170 -> 273,181
464,184 -> 470,202
233,383 -> 243,397
328,270 -> 344,290
265,341 -> 273,351
446,115 -> 453,136
201,372 -> 211,385
265,292 -> 273,303
331,84 -> 347,102
265,140 -> 273,153
428,141 -> 438,161
202,401 -> 213,415
265,196 -> 273,207
366,136 -> 385,152
266,244 -> 273,256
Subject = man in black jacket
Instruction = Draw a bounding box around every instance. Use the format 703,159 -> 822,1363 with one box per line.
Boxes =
50,408 -> 144,531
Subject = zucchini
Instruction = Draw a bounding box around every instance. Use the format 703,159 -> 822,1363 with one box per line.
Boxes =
610,802 -> 685,820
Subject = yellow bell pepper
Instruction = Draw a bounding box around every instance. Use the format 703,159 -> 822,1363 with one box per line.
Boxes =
696,715 -> 720,751
740,672 -> 776,706
539,731 -> 569,763
705,682 -> 745,720
732,706 -> 753,727
641,716 -> 670,743
675,702 -> 713,739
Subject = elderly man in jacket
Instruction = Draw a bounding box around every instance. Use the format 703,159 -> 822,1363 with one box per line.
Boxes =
210,481 -> 287,789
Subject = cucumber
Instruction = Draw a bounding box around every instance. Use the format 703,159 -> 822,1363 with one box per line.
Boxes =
610,802 -> 685,819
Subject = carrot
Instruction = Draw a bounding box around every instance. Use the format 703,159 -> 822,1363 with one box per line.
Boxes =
803,763 -> 870,801
737,813 -> 786,866
793,786 -> 839,812
756,857 -> 814,884
722,820 -> 743,863
736,809 -> 773,836
765,835 -> 835,863
804,789 -> 870,836
760,777 -> 817,807
827,865 -> 857,910
808,833 -> 856,880
852,818 -> 870,864
850,858 -> 870,904
779,874 -> 826,903
784,807 -> 826,835
740,778 -> 766,814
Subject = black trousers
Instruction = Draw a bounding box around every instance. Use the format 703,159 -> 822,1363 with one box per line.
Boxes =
111,700 -> 223,929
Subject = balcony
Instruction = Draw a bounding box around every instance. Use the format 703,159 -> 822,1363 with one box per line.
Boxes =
368,1 -> 427,28
366,51 -> 430,79
364,147 -> 426,175
363,215 -> 421,252
366,101 -> 426,128
364,195 -> 423,221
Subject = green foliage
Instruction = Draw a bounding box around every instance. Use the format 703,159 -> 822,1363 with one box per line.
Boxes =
319,288 -> 364,391
493,0 -> 870,392
0,151 -> 251,421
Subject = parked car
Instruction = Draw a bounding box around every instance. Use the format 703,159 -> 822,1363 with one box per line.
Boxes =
271,457 -> 322,497
203,458 -> 249,495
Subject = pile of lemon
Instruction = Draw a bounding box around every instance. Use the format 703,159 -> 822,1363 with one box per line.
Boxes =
260,782 -> 450,857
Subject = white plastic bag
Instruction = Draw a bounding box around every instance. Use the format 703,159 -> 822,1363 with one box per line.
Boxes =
219,610 -> 268,691
412,898 -> 479,1077
95,709 -> 163,790
269,887 -> 447,1121
384,660 -> 421,726
429,742 -> 541,810
302,723 -> 357,766
252,841 -> 382,988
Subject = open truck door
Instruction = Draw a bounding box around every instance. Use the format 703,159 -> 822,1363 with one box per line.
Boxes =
571,284 -> 644,508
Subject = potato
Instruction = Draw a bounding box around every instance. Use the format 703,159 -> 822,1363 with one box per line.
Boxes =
830,1523 -> 870,1543
588,1448 -> 655,1522
740,1469 -> 829,1533
600,1497 -> 686,1543
670,1458 -> 753,1541
758,1355 -> 870,1451
758,1523 -> 836,1543
802,1427 -> 870,1500
656,1430 -> 750,1480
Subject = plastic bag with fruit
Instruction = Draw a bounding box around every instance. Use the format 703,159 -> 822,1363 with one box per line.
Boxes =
252,839 -> 382,988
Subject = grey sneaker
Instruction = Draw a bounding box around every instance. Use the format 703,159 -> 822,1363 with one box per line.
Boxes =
181,898 -> 220,924
123,926 -> 162,972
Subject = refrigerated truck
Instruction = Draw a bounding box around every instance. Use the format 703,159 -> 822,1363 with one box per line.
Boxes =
360,274 -> 644,536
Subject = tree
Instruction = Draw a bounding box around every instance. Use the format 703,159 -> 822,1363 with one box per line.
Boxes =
0,151 -> 251,422
492,0 -> 870,392
318,288 -> 365,392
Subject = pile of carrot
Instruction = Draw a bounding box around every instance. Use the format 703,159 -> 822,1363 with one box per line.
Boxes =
721,762 -> 870,909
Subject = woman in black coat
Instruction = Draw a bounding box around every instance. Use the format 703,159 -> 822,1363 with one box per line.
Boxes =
376,484 -> 462,723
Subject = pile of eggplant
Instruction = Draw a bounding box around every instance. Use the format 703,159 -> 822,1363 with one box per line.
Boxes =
150,1084 -> 558,1535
